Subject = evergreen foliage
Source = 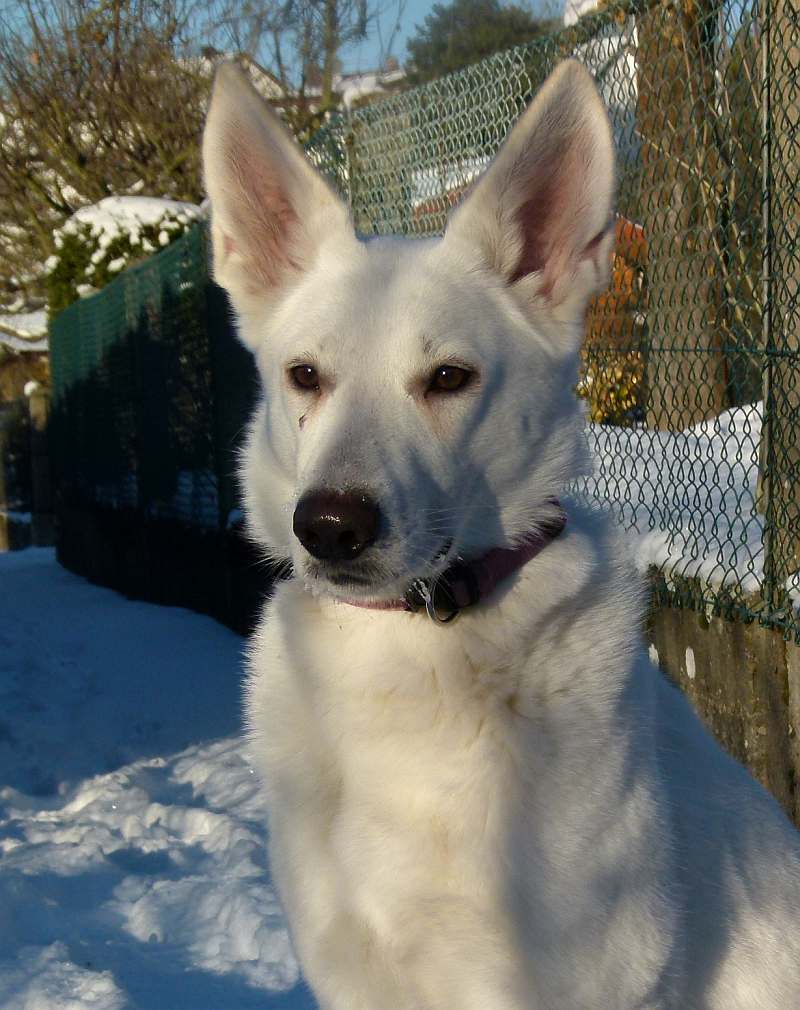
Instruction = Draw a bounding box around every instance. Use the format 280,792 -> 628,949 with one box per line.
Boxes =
46,203 -> 200,317
406,0 -> 557,83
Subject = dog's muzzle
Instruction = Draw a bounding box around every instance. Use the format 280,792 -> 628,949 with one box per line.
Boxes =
342,501 -> 568,625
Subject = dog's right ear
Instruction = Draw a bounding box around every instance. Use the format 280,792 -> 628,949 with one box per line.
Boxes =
203,62 -> 352,347
443,60 -> 615,329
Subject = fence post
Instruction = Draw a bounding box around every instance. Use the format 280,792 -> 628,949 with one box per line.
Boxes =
28,385 -> 54,546
758,0 -> 800,611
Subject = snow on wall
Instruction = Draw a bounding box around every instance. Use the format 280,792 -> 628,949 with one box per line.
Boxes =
564,0 -> 601,25
569,19 -> 639,164
584,401 -> 800,605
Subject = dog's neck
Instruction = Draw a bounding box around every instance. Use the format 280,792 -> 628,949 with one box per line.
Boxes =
342,502 -> 567,624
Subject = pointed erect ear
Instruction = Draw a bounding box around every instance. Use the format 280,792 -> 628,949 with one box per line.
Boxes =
445,60 -> 616,325
202,62 -> 352,346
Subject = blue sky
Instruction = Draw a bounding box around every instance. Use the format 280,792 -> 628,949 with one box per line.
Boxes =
339,0 -> 440,70
0,0 -> 564,80
340,0 -> 564,72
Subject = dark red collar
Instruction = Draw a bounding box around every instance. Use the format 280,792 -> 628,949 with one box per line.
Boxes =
342,502 -> 567,624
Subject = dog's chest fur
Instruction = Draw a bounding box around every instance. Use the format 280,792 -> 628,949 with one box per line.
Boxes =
243,544 -> 687,1009
251,581 -> 528,912
245,533 -> 800,1010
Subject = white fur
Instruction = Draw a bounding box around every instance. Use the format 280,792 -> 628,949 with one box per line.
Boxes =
203,60 -> 800,1009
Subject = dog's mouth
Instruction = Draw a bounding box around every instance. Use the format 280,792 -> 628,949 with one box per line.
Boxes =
325,570 -> 377,588
302,538 -> 455,602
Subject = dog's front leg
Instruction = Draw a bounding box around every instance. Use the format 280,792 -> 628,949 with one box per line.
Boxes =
287,911 -> 414,1010
385,900 -> 539,1010
274,861 -> 532,1010
266,784 -> 430,1010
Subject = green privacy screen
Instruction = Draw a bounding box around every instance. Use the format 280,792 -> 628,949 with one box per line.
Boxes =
49,224 -> 258,541
50,0 -> 799,640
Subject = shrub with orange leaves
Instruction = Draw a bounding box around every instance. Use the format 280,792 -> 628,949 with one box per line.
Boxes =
578,217 -> 648,426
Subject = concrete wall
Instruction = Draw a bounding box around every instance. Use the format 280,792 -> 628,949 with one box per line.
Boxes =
647,602 -> 800,825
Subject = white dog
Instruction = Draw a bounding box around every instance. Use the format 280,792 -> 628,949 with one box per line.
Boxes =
203,61 -> 800,1009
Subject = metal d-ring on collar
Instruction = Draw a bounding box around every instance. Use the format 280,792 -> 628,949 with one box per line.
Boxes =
405,578 -> 459,624
404,558 -> 482,625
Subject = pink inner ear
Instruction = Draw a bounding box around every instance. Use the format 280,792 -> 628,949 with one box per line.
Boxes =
507,137 -> 593,293
509,184 -> 556,283
227,129 -> 302,290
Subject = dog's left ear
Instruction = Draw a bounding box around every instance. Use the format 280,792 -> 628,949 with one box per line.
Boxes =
444,60 -> 615,326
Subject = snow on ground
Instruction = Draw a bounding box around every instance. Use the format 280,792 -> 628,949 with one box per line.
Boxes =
0,549 -> 316,1010
409,157 -> 489,212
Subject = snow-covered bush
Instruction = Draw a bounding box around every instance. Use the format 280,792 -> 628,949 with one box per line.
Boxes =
46,197 -> 203,318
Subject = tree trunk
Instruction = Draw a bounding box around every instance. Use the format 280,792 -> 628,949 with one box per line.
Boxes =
321,0 -> 339,109
637,0 -> 730,430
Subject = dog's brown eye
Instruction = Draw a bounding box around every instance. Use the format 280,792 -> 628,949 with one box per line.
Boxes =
428,365 -> 472,393
290,364 -> 319,391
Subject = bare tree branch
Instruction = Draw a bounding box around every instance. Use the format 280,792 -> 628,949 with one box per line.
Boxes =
0,0 -> 210,309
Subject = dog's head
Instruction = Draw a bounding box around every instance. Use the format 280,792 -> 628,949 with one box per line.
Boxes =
203,61 -> 615,602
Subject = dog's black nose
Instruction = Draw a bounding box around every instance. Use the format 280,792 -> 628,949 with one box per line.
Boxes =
293,490 -> 380,562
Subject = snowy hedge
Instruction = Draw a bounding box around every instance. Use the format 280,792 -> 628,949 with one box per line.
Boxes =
45,197 -> 203,318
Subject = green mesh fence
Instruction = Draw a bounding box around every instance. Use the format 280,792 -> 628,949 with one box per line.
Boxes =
50,223 -> 257,534
50,0 -> 799,639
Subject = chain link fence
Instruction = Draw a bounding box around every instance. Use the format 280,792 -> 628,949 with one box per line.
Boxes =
50,0 -> 799,639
